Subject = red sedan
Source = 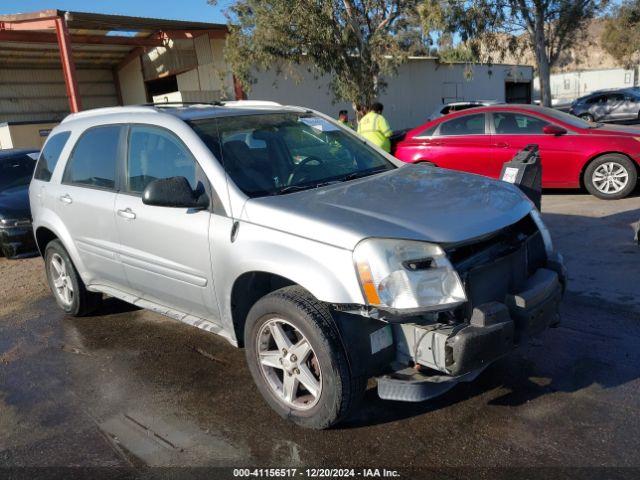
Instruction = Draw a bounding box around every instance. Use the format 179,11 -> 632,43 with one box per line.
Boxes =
394,104 -> 640,199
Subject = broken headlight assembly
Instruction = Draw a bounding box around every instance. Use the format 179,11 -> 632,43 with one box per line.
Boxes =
353,238 -> 466,313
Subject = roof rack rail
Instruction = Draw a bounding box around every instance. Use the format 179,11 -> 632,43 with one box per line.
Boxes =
223,100 -> 282,108
141,101 -> 226,107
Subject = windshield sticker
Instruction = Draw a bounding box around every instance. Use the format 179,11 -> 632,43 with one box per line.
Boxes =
299,117 -> 341,132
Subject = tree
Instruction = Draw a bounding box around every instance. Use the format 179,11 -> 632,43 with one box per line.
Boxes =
393,7 -> 433,56
213,0 -> 419,110
427,0 -> 606,106
601,0 -> 640,68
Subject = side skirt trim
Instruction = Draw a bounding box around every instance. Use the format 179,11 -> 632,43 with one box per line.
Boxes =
89,284 -> 238,347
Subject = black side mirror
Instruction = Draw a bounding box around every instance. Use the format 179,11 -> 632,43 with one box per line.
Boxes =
142,176 -> 209,209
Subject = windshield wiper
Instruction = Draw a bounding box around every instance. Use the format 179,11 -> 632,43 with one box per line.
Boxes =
273,180 -> 341,195
341,167 -> 390,182
273,168 -> 390,195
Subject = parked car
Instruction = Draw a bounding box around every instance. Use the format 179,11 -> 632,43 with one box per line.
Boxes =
569,88 -> 640,123
0,148 -> 39,258
394,104 -> 640,199
428,100 -> 501,121
30,102 -> 565,429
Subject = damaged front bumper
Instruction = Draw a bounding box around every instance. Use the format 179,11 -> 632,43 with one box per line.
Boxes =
377,264 -> 563,402
371,213 -> 567,402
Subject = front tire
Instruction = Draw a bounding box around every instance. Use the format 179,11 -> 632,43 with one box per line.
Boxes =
244,286 -> 364,429
44,240 -> 102,316
580,113 -> 595,123
584,154 -> 637,200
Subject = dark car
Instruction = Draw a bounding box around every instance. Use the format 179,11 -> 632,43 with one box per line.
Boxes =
0,148 -> 39,258
569,88 -> 640,123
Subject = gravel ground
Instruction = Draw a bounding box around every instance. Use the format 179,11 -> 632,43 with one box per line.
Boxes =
0,256 -> 48,318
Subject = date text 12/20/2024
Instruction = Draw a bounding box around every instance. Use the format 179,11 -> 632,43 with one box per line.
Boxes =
233,469 -> 401,478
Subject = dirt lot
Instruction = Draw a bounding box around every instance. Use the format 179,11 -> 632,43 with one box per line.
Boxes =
1,193 -> 639,475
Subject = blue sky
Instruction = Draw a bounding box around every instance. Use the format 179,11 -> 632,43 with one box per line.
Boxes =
0,0 -> 231,23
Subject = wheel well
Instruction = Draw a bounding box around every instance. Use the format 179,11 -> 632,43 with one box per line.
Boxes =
35,227 -> 58,256
579,152 -> 638,189
230,272 -> 296,347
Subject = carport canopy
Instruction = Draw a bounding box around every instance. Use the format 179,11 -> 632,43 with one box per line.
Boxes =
0,9 -> 228,112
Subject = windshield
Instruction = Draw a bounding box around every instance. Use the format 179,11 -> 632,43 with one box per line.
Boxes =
189,113 -> 396,197
536,106 -> 594,129
0,155 -> 36,192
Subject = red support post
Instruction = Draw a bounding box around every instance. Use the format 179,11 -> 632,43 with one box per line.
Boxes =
54,16 -> 82,112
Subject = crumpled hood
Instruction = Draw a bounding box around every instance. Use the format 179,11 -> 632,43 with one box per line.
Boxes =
242,165 -> 533,250
0,185 -> 31,220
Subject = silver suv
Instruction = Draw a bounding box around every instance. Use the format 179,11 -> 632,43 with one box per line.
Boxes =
29,101 -> 566,429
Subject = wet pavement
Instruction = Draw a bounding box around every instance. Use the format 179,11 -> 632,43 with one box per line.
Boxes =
1,193 -> 640,471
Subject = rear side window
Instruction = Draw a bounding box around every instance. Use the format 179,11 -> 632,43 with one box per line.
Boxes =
437,113 -> 485,136
416,125 -> 437,137
34,131 -> 71,182
493,112 -> 549,134
62,126 -> 121,190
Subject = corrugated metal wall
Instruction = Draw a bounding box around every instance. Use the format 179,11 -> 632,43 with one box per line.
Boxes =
542,67 -> 638,105
142,39 -> 198,81
0,68 -> 118,123
249,60 -> 534,130
176,36 -> 234,100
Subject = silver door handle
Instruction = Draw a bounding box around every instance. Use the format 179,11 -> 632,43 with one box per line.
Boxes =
117,208 -> 136,220
59,194 -> 73,204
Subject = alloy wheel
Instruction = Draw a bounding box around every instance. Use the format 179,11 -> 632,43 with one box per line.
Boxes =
49,252 -> 74,307
256,318 -> 322,410
592,162 -> 629,195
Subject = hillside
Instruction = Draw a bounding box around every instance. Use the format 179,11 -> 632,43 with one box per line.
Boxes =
496,19 -> 622,72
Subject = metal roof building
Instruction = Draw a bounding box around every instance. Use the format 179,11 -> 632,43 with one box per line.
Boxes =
0,9 -> 240,148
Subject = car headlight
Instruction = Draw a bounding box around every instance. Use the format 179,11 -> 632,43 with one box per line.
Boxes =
353,238 -> 466,312
530,209 -> 554,256
0,218 -> 31,228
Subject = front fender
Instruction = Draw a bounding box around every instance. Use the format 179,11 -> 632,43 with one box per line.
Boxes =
211,216 -> 365,340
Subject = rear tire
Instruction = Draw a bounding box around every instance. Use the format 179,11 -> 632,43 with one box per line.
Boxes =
44,240 -> 102,316
244,286 -> 365,429
584,154 -> 637,200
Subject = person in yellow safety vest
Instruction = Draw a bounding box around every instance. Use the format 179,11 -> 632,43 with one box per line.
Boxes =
357,102 -> 392,152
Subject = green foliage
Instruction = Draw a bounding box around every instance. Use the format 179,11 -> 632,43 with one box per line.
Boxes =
217,0 -> 420,107
438,45 -> 478,63
423,0 -> 606,106
425,0 -> 604,64
601,0 -> 640,67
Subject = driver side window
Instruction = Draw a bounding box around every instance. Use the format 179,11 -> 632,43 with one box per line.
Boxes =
125,126 -> 198,194
437,113 -> 485,136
